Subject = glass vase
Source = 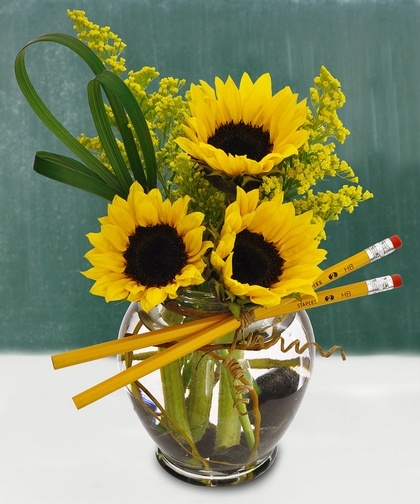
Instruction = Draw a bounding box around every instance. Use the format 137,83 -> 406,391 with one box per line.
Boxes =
117,290 -> 315,486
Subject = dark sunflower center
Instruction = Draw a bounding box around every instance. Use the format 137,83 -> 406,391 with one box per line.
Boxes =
208,120 -> 273,161
232,229 -> 284,287
123,224 -> 188,287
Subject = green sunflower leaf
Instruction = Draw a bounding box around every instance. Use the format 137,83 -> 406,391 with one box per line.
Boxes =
34,151 -> 118,200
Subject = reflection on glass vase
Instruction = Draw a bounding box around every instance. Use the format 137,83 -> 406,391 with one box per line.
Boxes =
117,290 -> 315,487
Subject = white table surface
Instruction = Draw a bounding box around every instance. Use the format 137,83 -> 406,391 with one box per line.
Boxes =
1,353 -> 419,504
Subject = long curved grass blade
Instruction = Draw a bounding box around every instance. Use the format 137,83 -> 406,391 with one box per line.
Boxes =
94,70 -> 157,190
14,33 -> 124,196
87,79 -> 133,194
34,151 -> 118,200
105,87 -> 147,189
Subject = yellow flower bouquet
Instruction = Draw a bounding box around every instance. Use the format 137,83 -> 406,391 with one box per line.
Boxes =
15,10 -> 402,486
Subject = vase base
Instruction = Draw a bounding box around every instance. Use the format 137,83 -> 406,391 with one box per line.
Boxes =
155,446 -> 279,487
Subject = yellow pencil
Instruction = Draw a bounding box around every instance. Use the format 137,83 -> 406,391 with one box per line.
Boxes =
312,235 -> 402,289
51,312 -> 230,369
259,274 -> 403,318
72,274 -> 402,409
72,316 -> 241,409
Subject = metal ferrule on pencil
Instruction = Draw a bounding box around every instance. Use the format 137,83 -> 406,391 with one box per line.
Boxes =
365,236 -> 399,261
366,275 -> 396,294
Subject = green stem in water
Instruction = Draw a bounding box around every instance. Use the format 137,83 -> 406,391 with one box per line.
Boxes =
215,362 -> 241,451
215,349 -> 256,452
230,359 -> 256,451
185,352 -> 216,442
160,356 -> 193,441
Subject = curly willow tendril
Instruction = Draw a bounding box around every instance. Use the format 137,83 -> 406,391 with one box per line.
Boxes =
225,323 -> 347,361
224,356 -> 262,461
278,336 -> 347,361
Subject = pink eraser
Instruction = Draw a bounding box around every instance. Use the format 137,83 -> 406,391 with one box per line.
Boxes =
390,235 -> 402,249
391,274 -> 403,288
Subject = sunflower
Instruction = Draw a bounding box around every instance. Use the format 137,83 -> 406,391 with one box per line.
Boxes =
176,72 -> 309,179
211,187 -> 327,309
82,181 -> 213,312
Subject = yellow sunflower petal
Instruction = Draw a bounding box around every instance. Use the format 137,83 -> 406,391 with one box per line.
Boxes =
176,213 -> 204,237
236,187 -> 259,215
242,73 -> 272,125
85,231 -> 110,252
84,250 -> 126,273
169,196 -> 192,228
213,232 -> 235,260
134,199 -> 159,226
139,287 -> 168,312
218,75 -> 242,124
107,202 -> 136,236
183,226 -> 207,256
99,224 -> 130,252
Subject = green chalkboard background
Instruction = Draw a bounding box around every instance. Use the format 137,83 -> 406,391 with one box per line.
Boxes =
0,0 -> 418,353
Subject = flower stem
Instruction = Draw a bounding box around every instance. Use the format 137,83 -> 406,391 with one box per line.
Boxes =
215,363 -> 241,450
160,357 -> 193,440
185,352 -> 215,442
215,349 -> 256,452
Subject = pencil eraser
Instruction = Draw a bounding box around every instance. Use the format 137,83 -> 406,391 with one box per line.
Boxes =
391,274 -> 403,288
390,235 -> 402,249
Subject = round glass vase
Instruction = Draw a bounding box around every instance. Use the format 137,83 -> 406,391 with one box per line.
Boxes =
117,290 -> 315,487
